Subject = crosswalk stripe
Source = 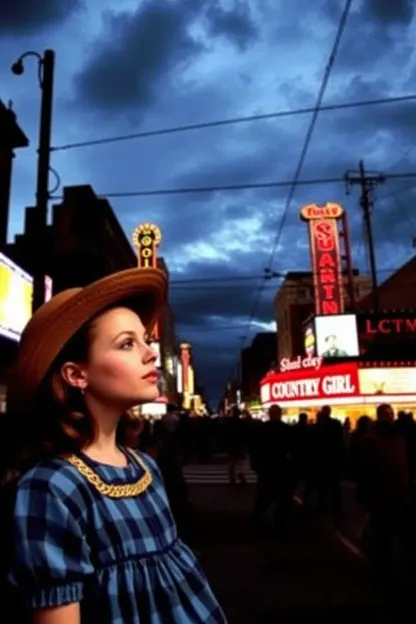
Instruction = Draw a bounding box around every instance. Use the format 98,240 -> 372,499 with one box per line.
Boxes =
182,464 -> 257,484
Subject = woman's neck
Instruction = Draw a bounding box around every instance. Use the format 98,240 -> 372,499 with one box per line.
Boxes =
83,436 -> 128,468
82,397 -> 127,467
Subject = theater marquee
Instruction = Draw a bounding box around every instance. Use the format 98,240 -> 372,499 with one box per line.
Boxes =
261,362 -> 360,406
260,362 -> 416,409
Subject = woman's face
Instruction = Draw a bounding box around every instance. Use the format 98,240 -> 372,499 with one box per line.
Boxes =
72,306 -> 159,409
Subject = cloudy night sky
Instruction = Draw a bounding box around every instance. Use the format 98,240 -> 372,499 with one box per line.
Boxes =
1,0 -> 416,403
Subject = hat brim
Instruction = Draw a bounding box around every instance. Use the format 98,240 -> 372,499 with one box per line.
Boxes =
9,267 -> 167,414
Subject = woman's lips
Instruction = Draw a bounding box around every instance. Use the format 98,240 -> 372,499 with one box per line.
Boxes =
143,372 -> 158,384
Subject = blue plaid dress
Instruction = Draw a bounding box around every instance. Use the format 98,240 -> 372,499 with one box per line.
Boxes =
9,449 -> 227,623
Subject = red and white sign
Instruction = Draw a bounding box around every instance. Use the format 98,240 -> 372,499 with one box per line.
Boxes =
300,203 -> 344,316
261,362 -> 360,406
280,355 -> 322,372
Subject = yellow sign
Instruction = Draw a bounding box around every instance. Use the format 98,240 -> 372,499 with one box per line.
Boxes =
0,252 -> 33,341
132,223 -> 162,269
300,202 -> 344,221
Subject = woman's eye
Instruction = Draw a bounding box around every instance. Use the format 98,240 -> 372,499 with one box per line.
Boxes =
120,339 -> 135,349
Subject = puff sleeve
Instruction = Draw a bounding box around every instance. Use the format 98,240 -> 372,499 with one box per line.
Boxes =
9,466 -> 94,610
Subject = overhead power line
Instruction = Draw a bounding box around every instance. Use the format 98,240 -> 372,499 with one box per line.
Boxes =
49,171 -> 416,200
239,0 -> 354,358
168,266 -> 397,286
267,0 -> 354,271
50,93 -> 416,152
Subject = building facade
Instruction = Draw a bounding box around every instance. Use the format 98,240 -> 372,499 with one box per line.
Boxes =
0,101 -> 28,248
356,255 -> 416,311
274,270 -> 372,360
5,185 -> 137,289
240,332 -> 277,403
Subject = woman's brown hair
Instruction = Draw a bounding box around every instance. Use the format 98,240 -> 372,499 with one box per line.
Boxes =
6,309 -> 143,474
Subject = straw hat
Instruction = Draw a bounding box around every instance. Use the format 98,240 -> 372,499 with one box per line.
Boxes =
8,267 -> 167,413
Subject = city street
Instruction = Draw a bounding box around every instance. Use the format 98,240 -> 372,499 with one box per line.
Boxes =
185,464 -> 413,622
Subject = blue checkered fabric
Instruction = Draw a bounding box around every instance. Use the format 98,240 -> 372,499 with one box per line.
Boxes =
9,450 -> 227,623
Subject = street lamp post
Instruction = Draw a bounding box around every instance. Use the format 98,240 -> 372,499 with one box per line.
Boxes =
11,49 -> 55,312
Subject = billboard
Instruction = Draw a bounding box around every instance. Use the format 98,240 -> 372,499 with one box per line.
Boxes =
0,252 -> 33,341
315,314 -> 359,358
359,367 -> 416,396
300,202 -> 344,316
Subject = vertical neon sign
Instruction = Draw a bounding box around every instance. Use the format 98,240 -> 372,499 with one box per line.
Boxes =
300,203 -> 344,315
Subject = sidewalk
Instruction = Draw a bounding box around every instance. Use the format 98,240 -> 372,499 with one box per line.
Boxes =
189,484 -> 411,623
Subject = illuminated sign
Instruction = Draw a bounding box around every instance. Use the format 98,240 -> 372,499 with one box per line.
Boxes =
132,222 -> 162,341
0,251 -> 33,341
365,317 -> 416,335
315,314 -> 359,358
357,313 -> 416,357
300,203 -> 344,316
261,362 -> 416,407
44,275 -> 53,302
176,361 -> 183,393
359,367 -> 416,395
132,223 -> 162,269
300,203 -> 344,220
150,341 -> 161,368
280,355 -> 322,372
304,324 -> 316,356
261,362 -> 359,404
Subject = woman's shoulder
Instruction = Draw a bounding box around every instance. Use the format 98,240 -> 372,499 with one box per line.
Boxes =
17,455 -> 89,501
128,448 -> 159,472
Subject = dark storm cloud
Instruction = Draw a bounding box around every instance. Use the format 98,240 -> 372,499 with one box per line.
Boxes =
322,0 -> 414,27
323,0 -> 414,75
169,253 -> 278,327
74,0 -> 257,115
107,116 -> 304,255
6,0 -> 416,402
74,0 -> 204,114
205,0 -> 257,51
0,0 -> 83,34
363,0 -> 414,25
172,284 -> 276,328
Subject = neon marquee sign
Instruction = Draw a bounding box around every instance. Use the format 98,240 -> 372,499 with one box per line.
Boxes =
300,202 -> 344,316
261,362 -> 359,404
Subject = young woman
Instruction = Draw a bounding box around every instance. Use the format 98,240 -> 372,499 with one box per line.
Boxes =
5,267 -> 226,624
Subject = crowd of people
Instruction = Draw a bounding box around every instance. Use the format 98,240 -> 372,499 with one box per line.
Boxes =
141,403 -> 416,584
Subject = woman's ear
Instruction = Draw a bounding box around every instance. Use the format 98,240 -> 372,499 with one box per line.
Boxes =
60,362 -> 88,390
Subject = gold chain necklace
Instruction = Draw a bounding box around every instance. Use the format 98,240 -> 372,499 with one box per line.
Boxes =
63,451 -> 152,498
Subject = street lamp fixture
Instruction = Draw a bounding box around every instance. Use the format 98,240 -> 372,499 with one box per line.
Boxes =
11,49 -> 55,312
11,51 -> 44,85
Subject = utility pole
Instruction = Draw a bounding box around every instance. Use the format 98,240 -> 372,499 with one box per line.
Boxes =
33,50 -> 55,311
11,49 -> 55,312
345,160 -> 385,312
